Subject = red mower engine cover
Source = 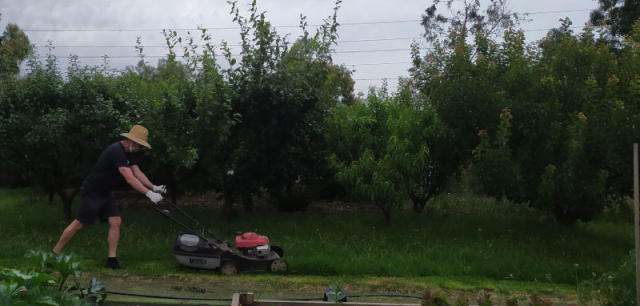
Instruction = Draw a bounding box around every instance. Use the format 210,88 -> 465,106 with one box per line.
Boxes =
236,232 -> 270,248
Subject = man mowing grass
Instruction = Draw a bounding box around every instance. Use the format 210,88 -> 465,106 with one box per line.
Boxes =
52,125 -> 165,270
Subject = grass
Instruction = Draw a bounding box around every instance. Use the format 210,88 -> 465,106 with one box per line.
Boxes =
0,188 -> 634,300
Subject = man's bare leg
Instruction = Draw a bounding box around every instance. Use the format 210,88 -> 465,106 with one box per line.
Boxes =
53,220 -> 84,254
107,216 -> 122,258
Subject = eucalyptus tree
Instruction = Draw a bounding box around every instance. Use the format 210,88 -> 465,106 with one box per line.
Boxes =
0,14 -> 32,76
590,0 -> 640,40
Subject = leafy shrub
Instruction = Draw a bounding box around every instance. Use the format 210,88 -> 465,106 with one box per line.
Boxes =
454,294 -> 469,306
0,250 -> 106,305
528,294 -> 551,306
578,250 -> 636,305
505,295 -> 518,306
324,282 -> 346,304
422,290 -> 450,306
476,292 -> 492,306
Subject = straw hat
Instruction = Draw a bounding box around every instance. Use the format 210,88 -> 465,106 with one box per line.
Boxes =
121,125 -> 151,148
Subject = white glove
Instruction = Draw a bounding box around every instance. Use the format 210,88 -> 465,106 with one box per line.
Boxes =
145,190 -> 163,204
153,185 -> 167,194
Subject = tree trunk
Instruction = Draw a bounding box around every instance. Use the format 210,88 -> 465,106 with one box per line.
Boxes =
48,189 -> 56,205
57,187 -> 80,223
222,190 -> 234,225
61,196 -> 73,222
381,205 -> 392,225
242,192 -> 253,213
410,191 -> 433,213
169,176 -> 178,204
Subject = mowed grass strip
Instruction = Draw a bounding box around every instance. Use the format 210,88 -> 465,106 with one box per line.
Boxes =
0,188 -> 633,288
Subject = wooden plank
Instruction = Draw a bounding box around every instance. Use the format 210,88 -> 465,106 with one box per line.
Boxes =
254,300 -> 419,306
240,292 -> 255,306
231,293 -> 241,306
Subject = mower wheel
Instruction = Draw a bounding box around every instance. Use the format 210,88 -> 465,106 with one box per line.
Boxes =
220,263 -> 237,275
270,258 -> 287,273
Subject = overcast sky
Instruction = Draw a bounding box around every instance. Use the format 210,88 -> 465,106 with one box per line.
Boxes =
1,0 -> 599,94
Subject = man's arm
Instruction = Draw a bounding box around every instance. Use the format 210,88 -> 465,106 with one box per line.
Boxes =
118,166 -> 150,194
130,165 -> 154,190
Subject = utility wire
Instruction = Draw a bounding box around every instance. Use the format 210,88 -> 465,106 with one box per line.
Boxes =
22,8 -> 596,32
354,78 -> 395,81
348,61 -> 412,66
22,20 -> 421,32
37,37 -> 425,48
31,23 -> 584,50
526,8 -> 594,15
31,52 -> 412,67
31,48 -> 415,59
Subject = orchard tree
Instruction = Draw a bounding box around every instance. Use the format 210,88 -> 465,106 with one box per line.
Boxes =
3,51 -> 124,221
325,90 -> 431,224
467,28 -> 534,203
471,108 -> 524,202
603,20 -> 640,198
0,71 -> 30,187
394,77 -> 449,213
220,0 -> 346,220
414,0 -> 526,192
119,53 -> 200,203
2,51 -> 65,201
466,20 -> 640,223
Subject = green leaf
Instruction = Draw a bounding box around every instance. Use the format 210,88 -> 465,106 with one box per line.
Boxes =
33,296 -> 58,306
88,278 -> 105,294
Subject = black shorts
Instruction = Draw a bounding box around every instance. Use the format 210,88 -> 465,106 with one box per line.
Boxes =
76,192 -> 120,224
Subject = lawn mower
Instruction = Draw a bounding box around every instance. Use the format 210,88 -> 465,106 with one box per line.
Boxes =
153,199 -> 287,275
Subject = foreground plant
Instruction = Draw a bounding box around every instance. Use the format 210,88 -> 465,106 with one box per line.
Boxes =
325,282 -> 346,305
0,250 -> 106,305
422,290 -> 450,306
578,250 -> 637,306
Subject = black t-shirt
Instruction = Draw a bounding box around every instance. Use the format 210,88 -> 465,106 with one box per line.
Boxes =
82,141 -> 137,196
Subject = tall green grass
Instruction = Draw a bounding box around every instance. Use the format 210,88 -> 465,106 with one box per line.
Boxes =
0,189 -> 633,286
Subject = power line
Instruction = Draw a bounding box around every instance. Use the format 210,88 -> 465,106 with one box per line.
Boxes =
24,21 -> 421,32
354,78 -> 396,81
523,26 -> 583,32
23,20 -> 424,32
526,8 -> 594,15
339,37 -> 422,43
32,48 -> 415,59
30,22 -> 588,59
31,23 -> 585,50
21,8 -> 596,32
336,48 -> 411,54
36,37 -> 425,48
33,53 -> 413,67
348,61 -> 412,66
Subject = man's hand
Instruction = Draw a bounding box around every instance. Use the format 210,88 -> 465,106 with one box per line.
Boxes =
153,185 -> 167,194
145,190 -> 163,204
